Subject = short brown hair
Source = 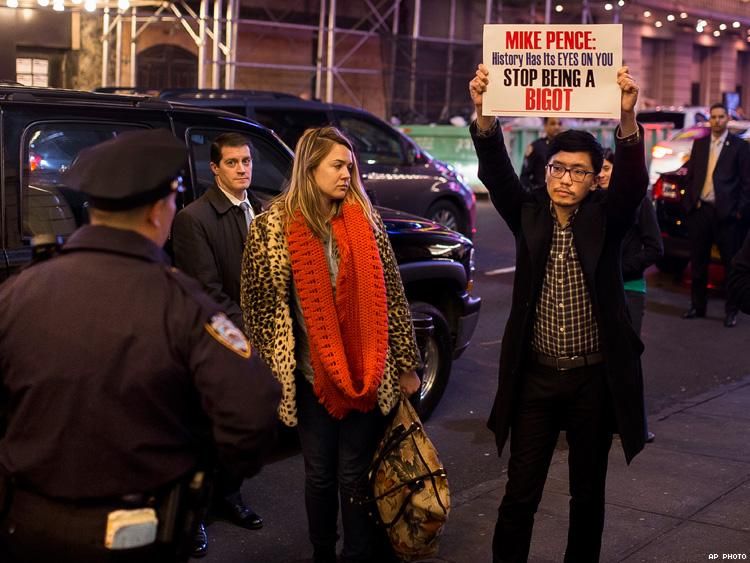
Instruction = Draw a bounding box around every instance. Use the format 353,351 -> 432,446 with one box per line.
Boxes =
210,133 -> 253,166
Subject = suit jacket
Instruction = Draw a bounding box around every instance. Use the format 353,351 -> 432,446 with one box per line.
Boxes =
471,122 -> 649,463
682,132 -> 750,220
172,184 -> 262,330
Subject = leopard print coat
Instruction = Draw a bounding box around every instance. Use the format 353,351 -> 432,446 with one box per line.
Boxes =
240,203 -> 421,427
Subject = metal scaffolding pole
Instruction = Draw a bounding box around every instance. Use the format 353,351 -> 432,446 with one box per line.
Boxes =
440,0 -> 456,121
198,0 -> 207,88
212,0 -> 223,88
325,0 -> 336,102
102,7 -> 110,87
387,0 -> 401,118
545,0 -> 551,23
315,0 -> 326,100
225,0 -> 238,89
130,7 -> 137,86
485,0 -> 493,23
408,0 -> 421,112
115,11 -> 123,86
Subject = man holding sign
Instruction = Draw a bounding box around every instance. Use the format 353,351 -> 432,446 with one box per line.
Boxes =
469,63 -> 648,562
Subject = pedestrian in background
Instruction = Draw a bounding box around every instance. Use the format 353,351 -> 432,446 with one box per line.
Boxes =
680,102 -> 750,327
0,129 -> 280,563
172,132 -> 265,557
520,116 -> 563,191
469,65 -> 648,563
240,126 -> 421,563
598,148 -> 663,443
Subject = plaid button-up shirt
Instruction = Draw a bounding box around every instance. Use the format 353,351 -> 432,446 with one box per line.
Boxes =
531,204 -> 600,357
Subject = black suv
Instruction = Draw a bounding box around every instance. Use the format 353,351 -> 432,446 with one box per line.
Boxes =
148,89 -> 477,239
0,86 -> 480,417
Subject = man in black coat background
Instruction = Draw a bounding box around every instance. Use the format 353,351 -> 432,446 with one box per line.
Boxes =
469,65 -> 648,563
680,102 -> 750,327
520,116 -> 563,191
172,132 -> 265,555
728,231 -> 750,314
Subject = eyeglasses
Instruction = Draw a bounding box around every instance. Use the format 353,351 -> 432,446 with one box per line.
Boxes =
546,163 -> 595,183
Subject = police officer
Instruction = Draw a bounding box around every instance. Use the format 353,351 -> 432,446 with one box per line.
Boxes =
519,116 -> 563,191
0,129 -> 281,563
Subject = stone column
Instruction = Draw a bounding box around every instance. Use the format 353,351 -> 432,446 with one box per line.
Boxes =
661,30 -> 693,106
708,38 -> 738,104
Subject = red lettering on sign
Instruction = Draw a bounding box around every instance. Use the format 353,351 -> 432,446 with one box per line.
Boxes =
545,30 -> 595,50
506,30 -> 542,49
525,88 -> 573,111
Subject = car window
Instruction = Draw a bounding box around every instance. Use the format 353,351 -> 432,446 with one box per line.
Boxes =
252,109 -> 331,149
337,114 -> 405,166
187,128 -> 291,203
22,122 -> 143,238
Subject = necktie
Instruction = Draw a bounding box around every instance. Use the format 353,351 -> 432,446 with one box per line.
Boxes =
239,201 -> 253,230
700,138 -> 721,203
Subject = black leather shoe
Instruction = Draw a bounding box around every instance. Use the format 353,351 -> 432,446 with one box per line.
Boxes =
646,431 -> 655,443
724,311 -> 738,328
191,522 -> 208,558
682,307 -> 706,319
218,499 -> 263,529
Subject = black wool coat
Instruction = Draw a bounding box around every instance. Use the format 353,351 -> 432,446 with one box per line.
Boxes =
172,184 -> 262,331
471,122 -> 649,463
729,231 -> 750,314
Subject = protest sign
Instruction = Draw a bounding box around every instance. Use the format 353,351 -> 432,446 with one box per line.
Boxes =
482,24 -> 622,119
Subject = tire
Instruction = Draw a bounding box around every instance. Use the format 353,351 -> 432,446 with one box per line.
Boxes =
409,302 -> 453,421
426,199 -> 466,236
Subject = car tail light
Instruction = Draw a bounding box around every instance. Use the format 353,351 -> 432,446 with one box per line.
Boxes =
29,153 -> 42,172
652,176 -> 682,201
651,145 -> 673,159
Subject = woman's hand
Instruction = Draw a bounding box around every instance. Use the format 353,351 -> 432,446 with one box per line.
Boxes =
399,370 -> 421,397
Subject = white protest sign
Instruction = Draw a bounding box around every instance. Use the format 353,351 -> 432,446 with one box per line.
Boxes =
482,24 -> 622,119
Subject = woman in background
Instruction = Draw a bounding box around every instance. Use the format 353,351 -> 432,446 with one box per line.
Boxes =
240,126 -> 421,563
599,148 -> 663,442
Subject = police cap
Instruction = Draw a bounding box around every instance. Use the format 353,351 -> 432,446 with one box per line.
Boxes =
65,128 -> 187,211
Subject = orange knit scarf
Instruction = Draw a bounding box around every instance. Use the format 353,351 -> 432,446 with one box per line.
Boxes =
287,203 -> 389,419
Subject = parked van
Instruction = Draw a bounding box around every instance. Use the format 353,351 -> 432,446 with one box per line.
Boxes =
152,89 -> 477,238
0,85 -> 481,417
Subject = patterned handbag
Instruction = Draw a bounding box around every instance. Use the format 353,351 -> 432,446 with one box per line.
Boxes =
369,396 -> 450,560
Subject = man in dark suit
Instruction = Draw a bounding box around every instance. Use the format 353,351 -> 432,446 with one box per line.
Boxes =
681,102 -> 750,327
172,133 -> 264,556
520,117 -> 563,191
469,65 -> 648,562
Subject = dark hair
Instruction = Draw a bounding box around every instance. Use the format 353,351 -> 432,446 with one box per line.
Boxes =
710,102 -> 727,114
210,133 -> 253,166
547,129 -> 604,174
602,148 -> 614,164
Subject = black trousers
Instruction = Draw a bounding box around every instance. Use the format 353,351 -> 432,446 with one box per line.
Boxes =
493,362 -> 613,563
687,202 -> 744,314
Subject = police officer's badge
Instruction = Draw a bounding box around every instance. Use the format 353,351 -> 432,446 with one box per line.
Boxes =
206,313 -> 252,358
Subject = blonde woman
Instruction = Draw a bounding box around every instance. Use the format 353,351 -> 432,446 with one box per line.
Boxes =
240,126 -> 421,563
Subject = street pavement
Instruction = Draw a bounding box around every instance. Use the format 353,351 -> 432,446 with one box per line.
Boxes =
435,375 -> 750,563
200,199 -> 750,562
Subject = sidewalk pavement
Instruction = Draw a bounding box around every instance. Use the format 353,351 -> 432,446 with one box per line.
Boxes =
432,374 -> 750,563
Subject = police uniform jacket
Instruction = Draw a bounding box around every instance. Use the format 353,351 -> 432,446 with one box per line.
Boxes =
0,225 -> 281,500
520,136 -> 551,191
471,121 -> 649,463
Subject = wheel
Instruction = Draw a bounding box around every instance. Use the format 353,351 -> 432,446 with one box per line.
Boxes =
409,302 -> 453,420
426,200 -> 466,236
